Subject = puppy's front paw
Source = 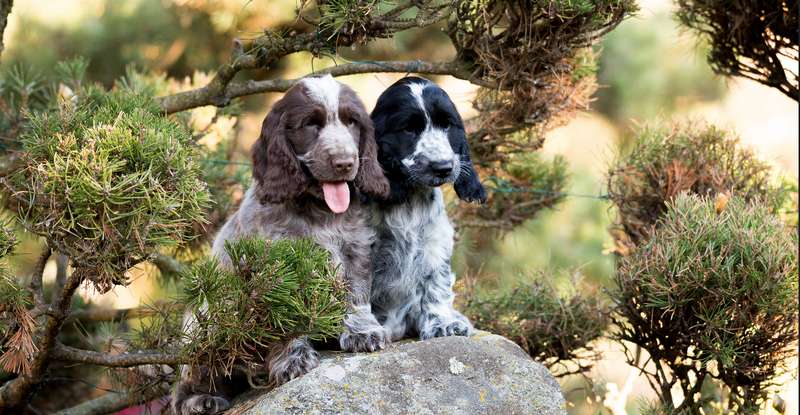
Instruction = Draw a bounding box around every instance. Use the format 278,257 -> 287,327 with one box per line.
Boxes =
176,394 -> 231,415
419,314 -> 473,340
339,324 -> 390,352
268,338 -> 319,386
339,307 -> 391,352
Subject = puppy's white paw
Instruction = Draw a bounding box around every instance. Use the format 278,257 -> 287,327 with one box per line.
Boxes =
419,313 -> 473,340
268,338 -> 319,385
339,307 -> 391,352
340,324 -> 391,352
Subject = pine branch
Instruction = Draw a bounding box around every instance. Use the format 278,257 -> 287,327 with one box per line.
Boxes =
154,2 -> 460,114
158,59 -> 490,113
0,272 -> 82,410
53,384 -> 169,415
51,343 -> 183,367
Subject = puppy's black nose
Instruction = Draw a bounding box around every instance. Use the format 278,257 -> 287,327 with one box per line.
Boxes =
430,160 -> 454,178
333,158 -> 354,173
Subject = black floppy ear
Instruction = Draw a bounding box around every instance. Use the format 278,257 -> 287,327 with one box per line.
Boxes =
252,107 -> 308,204
453,131 -> 487,204
353,102 -> 390,199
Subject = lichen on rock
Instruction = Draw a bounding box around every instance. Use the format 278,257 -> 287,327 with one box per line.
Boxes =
232,331 -> 566,415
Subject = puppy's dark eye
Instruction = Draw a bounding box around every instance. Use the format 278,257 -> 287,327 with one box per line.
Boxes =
304,117 -> 324,129
402,114 -> 425,134
341,115 -> 357,127
433,112 -> 453,128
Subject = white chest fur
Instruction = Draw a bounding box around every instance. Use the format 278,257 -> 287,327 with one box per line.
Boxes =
371,188 -> 462,339
376,189 -> 453,281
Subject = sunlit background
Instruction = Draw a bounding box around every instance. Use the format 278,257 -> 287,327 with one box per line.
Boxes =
3,0 -> 797,413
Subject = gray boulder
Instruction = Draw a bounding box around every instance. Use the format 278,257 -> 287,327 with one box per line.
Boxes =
232,331 -> 565,415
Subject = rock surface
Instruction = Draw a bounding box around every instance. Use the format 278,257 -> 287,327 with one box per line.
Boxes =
232,331 -> 565,415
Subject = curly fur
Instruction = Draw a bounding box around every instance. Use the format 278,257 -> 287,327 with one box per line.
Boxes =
369,77 -> 485,341
173,75 -> 389,415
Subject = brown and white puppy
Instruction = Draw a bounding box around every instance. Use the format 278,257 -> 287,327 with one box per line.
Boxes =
173,74 -> 390,415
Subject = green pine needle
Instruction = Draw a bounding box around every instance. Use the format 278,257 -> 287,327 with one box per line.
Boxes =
6,80 -> 210,292
180,236 -> 348,377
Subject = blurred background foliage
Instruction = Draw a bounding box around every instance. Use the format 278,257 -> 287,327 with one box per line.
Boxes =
593,11 -> 726,124
0,0 -> 797,414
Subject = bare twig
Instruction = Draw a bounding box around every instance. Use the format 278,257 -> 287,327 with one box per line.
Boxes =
51,343 -> 183,367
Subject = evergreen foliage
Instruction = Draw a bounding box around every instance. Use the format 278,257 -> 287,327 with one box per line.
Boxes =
0,1 -> 795,413
448,0 -> 636,228
464,272 -> 609,376
613,194 -> 798,414
0,224 -> 31,376
180,236 -> 347,377
462,154 -> 569,230
0,224 -> 19,311
676,0 -> 798,100
3,69 -> 210,292
607,122 -> 788,248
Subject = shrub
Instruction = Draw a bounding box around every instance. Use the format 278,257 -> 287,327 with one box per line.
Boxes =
607,122 -> 786,248
180,236 -> 348,378
3,82 -> 210,292
613,194 -> 798,414
464,272 -> 610,376
461,154 -> 569,230
675,0 -> 799,100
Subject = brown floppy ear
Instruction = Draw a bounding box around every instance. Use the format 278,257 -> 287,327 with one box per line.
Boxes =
252,105 -> 308,204
354,112 -> 390,199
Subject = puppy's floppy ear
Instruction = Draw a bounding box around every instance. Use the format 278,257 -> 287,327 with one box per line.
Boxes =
252,105 -> 308,204
453,130 -> 487,204
354,106 -> 390,199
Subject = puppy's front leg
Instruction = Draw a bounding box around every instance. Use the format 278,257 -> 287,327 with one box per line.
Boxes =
417,268 -> 473,340
338,246 -> 390,352
340,303 -> 391,352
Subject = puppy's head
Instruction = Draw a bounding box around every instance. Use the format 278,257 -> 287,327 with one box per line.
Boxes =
371,77 -> 486,204
252,75 -> 389,212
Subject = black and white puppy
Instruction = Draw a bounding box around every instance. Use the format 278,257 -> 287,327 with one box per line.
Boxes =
369,77 -> 486,341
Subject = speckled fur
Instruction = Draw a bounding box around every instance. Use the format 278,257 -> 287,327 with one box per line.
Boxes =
370,188 -> 473,340
369,77 -> 485,342
173,75 -> 389,415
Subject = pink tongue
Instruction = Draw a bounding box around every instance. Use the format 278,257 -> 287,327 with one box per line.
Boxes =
321,182 -> 350,213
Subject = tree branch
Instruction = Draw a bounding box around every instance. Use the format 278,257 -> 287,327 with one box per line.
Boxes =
152,1 -> 466,114
0,271 -> 83,410
52,254 -> 68,303
157,59 -> 490,114
51,343 -> 183,367
29,246 -> 51,309
53,384 -> 169,415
